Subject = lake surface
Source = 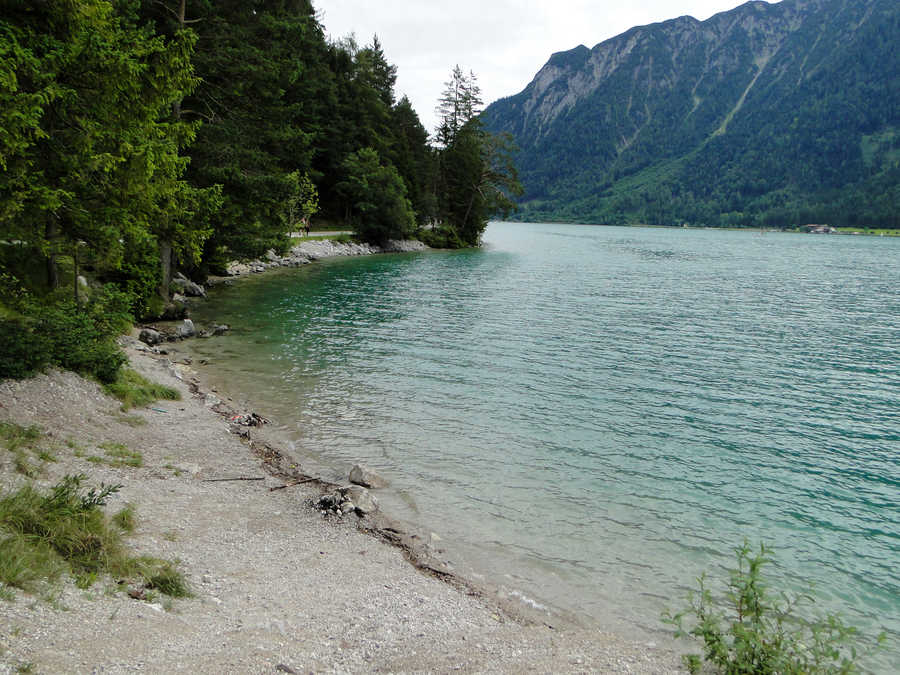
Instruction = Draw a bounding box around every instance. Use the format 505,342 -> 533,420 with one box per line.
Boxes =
187,223 -> 899,670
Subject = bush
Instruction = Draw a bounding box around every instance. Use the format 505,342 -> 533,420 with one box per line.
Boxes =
37,304 -> 126,383
663,540 -> 881,674
0,285 -> 132,383
0,317 -> 51,379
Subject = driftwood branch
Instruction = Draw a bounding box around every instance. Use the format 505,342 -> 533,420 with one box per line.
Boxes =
201,477 -> 265,483
269,477 -> 318,491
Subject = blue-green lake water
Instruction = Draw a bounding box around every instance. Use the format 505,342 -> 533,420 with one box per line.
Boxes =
187,222 -> 899,670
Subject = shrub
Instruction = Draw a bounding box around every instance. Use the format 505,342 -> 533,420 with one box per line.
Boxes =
0,475 -> 189,598
0,317 -> 51,379
0,285 -> 132,383
663,540 -> 881,674
37,303 -> 126,383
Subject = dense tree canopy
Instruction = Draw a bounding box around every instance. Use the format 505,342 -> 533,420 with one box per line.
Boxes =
0,0 -> 218,313
0,0 -> 520,373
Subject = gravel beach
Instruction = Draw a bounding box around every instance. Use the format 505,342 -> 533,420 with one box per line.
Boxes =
0,334 -> 687,674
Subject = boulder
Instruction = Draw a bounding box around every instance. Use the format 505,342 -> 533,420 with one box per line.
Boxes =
175,318 -> 196,339
226,261 -> 251,276
171,276 -> 206,298
187,281 -> 206,297
139,328 -> 164,346
349,464 -> 387,489
340,485 -> 378,514
212,324 -> 230,336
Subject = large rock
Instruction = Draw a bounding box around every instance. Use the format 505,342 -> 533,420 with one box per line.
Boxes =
340,485 -> 378,514
349,464 -> 387,489
171,276 -> 206,298
139,328 -> 164,346
175,319 -> 196,339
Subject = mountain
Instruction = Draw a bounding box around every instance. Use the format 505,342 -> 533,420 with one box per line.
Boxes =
481,0 -> 899,228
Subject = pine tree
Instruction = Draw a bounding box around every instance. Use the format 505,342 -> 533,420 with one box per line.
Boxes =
434,67 -> 521,246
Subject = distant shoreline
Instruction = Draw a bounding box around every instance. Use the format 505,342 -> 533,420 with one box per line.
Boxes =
499,220 -> 900,236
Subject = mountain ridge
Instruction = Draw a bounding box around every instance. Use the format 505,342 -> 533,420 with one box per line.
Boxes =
482,0 -> 899,227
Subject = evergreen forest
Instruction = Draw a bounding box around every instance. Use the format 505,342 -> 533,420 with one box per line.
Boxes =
0,0 -> 518,382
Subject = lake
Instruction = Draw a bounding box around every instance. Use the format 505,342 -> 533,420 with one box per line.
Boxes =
186,222 -> 899,671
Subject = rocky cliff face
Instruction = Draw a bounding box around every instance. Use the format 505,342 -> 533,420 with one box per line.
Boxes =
482,0 -> 899,227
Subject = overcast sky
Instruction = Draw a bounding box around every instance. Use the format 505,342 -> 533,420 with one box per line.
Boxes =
313,0 -> 781,135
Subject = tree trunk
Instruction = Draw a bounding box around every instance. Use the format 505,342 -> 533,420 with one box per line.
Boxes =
45,220 -> 59,289
159,240 -> 173,301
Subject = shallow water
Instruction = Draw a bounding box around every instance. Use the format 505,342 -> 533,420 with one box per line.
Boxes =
187,223 -> 899,671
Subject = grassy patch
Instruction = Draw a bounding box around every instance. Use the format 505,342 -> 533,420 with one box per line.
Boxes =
36,449 -> 57,463
0,475 -> 189,599
112,504 -> 136,533
0,422 -> 41,450
102,368 -> 180,411
99,442 -> 142,468
163,463 -> 184,477
135,558 -> 190,598
112,412 -> 147,428
1,422 -> 45,477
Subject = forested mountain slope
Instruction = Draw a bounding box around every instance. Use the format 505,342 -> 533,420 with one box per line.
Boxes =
482,0 -> 899,227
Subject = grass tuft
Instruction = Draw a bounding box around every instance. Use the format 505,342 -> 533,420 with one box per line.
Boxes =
1,422 -> 45,476
112,413 -> 147,428
99,442 -> 142,468
102,368 -> 180,411
126,556 -> 191,598
112,504 -> 136,533
0,475 -> 188,599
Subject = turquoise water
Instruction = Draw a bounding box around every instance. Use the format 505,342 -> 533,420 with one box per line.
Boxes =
188,223 -> 899,669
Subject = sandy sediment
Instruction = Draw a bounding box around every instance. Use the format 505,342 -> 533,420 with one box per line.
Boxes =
0,338 -> 686,674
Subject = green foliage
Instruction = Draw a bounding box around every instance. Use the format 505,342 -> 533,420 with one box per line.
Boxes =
99,442 -> 143,468
112,504 -> 136,533
0,475 -> 188,598
0,285 -> 130,383
1,0 -> 502,347
433,67 -> 522,246
139,558 -> 190,598
663,540 -> 879,674
281,171 -> 319,233
337,148 -> 416,244
0,0 -> 217,310
102,367 -> 180,411
0,475 -> 124,585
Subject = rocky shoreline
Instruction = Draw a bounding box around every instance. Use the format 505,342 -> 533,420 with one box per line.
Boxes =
222,238 -> 429,277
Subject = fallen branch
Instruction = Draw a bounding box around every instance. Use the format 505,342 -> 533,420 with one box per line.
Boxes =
269,477 -> 318,491
201,477 -> 265,483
